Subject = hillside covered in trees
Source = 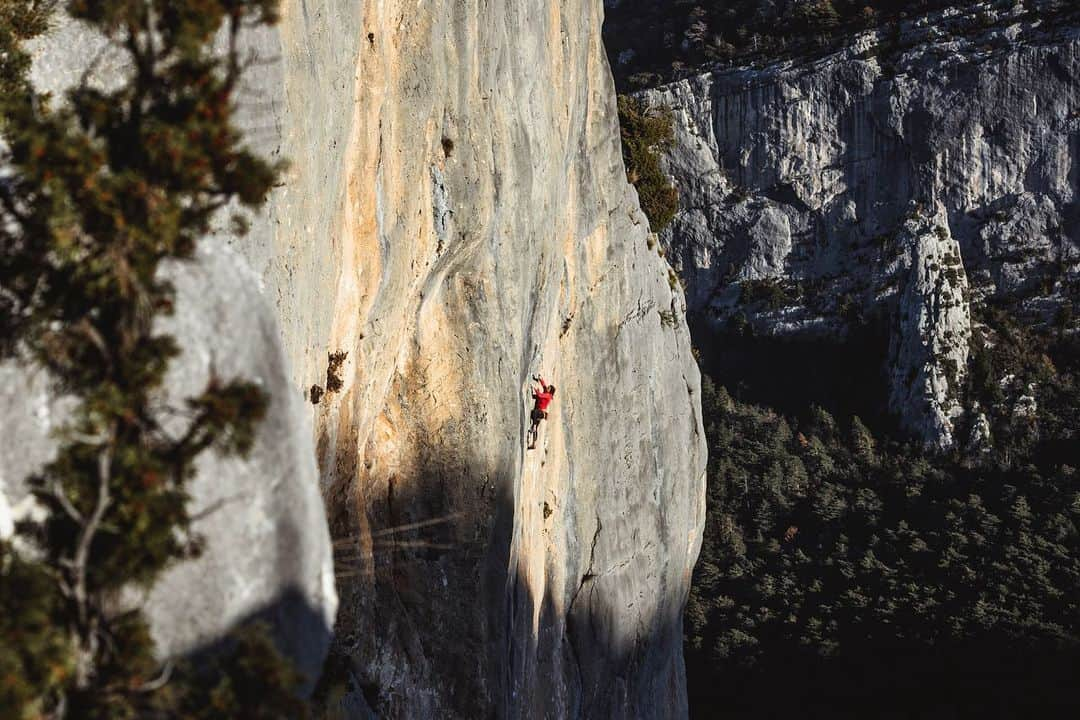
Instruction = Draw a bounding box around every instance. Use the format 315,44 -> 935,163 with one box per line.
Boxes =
687,305 -> 1080,716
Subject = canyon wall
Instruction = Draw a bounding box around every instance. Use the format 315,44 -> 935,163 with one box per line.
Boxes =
235,0 -> 708,717
19,1 -> 707,715
641,3 -> 1078,447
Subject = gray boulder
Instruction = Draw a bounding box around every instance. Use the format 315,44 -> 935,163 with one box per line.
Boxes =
0,239 -> 336,688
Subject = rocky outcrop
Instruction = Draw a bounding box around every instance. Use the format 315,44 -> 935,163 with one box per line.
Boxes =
0,240 -> 337,687
887,204 -> 971,449
640,2 -> 1079,447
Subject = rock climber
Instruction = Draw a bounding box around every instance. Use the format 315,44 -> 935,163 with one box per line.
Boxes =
527,374 -> 555,450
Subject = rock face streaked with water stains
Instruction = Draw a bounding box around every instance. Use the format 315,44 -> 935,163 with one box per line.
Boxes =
19,2 -> 707,716
233,2 -> 707,716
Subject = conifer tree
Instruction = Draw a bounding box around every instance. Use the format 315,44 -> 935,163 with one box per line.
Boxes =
0,1 -> 309,716
616,94 -> 679,232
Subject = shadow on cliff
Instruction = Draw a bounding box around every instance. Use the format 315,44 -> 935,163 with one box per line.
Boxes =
175,585 -> 333,698
503,546 -> 690,719
320,437 -> 518,718
689,314 -> 897,432
318,433 -> 692,719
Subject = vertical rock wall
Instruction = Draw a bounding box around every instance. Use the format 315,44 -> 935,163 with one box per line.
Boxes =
21,1 -> 706,714
639,5 -> 1078,446
227,1 -> 707,717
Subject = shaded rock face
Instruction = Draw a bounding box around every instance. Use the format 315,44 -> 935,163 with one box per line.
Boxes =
0,241 -> 337,688
640,3 -> 1079,446
887,204 -> 971,449
221,1 -> 707,717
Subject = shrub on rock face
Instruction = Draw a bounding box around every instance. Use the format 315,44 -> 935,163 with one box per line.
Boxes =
0,0 -> 308,716
168,623 -> 310,719
792,0 -> 841,31
739,278 -> 798,310
0,545 -> 72,715
617,95 -> 679,233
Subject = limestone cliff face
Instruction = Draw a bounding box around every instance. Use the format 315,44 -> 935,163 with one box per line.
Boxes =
227,1 -> 706,717
19,1 -> 706,714
640,3 -> 1078,447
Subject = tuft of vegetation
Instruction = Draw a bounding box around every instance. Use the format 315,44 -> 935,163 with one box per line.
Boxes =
658,308 -> 678,328
560,312 -> 575,338
0,0 -> 307,716
668,267 -> 683,291
739,278 -> 799,310
617,95 -> 679,233
326,350 -> 348,393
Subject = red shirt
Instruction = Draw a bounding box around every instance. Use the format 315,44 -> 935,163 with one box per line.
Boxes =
533,377 -> 553,411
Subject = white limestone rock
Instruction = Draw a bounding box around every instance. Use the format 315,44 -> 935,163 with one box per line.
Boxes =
26,1 -> 708,716
219,1 -> 708,717
641,2 -> 1079,447
888,205 -> 971,450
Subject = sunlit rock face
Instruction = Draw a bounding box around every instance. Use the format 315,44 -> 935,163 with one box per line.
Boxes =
231,1 -> 707,718
641,3 -> 1079,448
21,1 -> 707,715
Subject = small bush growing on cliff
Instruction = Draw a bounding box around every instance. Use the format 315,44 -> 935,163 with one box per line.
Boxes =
739,278 -> 799,310
964,304 -> 1080,458
326,350 -> 349,393
617,95 -> 679,233
0,0 -> 307,716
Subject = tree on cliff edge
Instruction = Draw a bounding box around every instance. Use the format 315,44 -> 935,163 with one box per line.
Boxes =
0,1 -> 308,716
617,95 -> 679,233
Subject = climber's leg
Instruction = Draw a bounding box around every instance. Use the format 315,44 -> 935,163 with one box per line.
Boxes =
527,408 -> 546,450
